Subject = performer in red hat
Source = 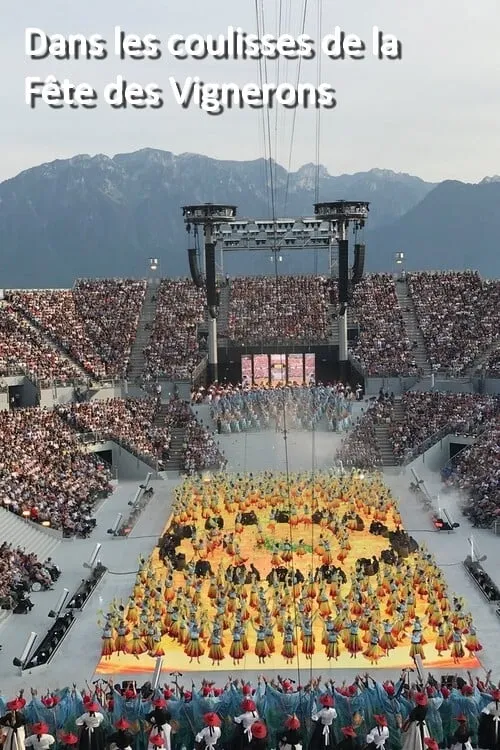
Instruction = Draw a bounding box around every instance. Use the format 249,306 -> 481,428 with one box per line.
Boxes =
249,722 -> 268,750
310,695 -> 337,750
278,716 -> 302,750
108,718 -> 134,750
478,690 -> 500,750
75,702 -> 105,750
59,733 -> 78,749
24,723 -> 54,750
232,699 -> 259,750
401,694 -> 429,750
146,699 -> 172,750
450,715 -> 472,750
338,726 -> 357,750
1,698 -> 27,750
366,716 -> 389,750
195,713 -> 222,750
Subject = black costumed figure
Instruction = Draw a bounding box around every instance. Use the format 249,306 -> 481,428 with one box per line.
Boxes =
337,727 -> 356,750
145,699 -> 172,750
24,723 -> 55,750
450,715 -> 473,750
0,698 -> 27,750
248,723 -> 268,750
478,689 -> 500,750
310,695 -> 337,750
366,716 -> 389,750
279,716 -> 303,750
107,719 -> 135,750
75,702 -> 105,750
401,694 -> 430,750
232,699 -> 259,750
195,713 -> 222,750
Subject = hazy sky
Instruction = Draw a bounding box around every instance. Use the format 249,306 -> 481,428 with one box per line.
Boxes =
2,0 -> 499,183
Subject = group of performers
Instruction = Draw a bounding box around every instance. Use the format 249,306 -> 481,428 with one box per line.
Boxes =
98,471 -> 481,668
2,676 -> 500,750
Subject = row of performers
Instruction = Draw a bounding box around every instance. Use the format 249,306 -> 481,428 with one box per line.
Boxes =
2,690 -> 500,750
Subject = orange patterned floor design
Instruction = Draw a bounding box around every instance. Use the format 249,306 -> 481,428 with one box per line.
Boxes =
96,471 -> 481,674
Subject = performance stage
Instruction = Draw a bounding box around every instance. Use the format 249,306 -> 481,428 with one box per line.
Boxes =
96,471 -> 481,675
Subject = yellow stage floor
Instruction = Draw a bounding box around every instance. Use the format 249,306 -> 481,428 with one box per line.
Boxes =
96,472 -> 481,674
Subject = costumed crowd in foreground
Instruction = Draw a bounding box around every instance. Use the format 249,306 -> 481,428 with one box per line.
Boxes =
2,673 -> 500,750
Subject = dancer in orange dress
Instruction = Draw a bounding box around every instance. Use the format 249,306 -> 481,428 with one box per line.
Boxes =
185,620 -> 204,663
128,628 -> 147,657
364,627 -> 385,665
464,623 -> 482,656
450,627 -> 465,663
434,623 -> 448,656
379,620 -> 397,653
208,621 -> 225,666
346,621 -> 363,658
100,620 -> 115,658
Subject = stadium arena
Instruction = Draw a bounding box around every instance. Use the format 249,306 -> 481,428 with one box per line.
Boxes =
0,258 -> 499,750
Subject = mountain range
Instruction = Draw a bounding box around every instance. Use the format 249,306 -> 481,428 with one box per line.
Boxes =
0,148 -> 499,287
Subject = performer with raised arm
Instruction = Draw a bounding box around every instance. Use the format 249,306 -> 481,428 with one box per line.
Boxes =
366,716 -> 389,750
24,723 -> 55,750
278,716 -> 302,750
146,698 -> 172,750
478,689 -> 500,750
107,719 -> 134,750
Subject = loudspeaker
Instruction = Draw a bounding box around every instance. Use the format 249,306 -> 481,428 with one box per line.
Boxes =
352,243 -> 365,286
338,239 -> 349,304
188,248 -> 203,288
205,242 -> 217,308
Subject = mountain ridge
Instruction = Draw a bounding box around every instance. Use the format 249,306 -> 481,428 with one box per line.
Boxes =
0,148 -> 498,286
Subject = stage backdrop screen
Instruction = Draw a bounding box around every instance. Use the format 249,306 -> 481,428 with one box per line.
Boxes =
240,353 -> 315,386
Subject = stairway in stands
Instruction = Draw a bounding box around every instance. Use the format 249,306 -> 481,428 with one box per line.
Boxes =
127,281 -> 159,382
394,278 -> 433,376
154,404 -> 186,472
216,285 -> 231,341
374,399 -> 404,467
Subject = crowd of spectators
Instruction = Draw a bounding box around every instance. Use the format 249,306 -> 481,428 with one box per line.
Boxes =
0,408 -> 112,535
0,306 -> 84,386
57,397 -> 172,468
483,347 -> 500,378
144,280 -> 205,380
209,383 -> 353,433
349,274 -> 418,376
7,279 -> 146,379
407,272 -> 500,374
388,392 -> 498,461
443,415 -> 500,528
182,417 -> 225,474
227,276 -> 335,343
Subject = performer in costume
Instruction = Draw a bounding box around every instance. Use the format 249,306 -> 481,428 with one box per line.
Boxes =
0,699 -> 27,750
450,715 -> 472,750
401,694 -> 429,750
366,716 -> 389,750
279,716 -> 302,750
232,699 -> 259,750
310,695 -> 337,750
146,698 -> 172,750
195,713 -> 221,750
24,723 -> 55,750
108,719 -> 134,750
478,690 -> 500,750
248,722 -> 268,750
75,702 -> 105,750
337,727 -> 356,750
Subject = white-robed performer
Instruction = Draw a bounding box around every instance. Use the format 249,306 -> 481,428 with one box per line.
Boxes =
195,713 -> 222,750
478,690 -> 500,750
146,699 -> 172,750
366,716 -> 389,750
24,723 -> 55,750
0,699 -> 27,750
401,694 -> 430,750
232,699 -> 259,750
75,702 -> 105,750
310,695 -> 337,750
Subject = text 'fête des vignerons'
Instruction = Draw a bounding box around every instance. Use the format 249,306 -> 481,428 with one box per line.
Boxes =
24,26 -> 403,114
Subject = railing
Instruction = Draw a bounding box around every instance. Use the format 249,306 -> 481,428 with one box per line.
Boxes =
74,430 -> 159,473
191,356 -> 207,386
